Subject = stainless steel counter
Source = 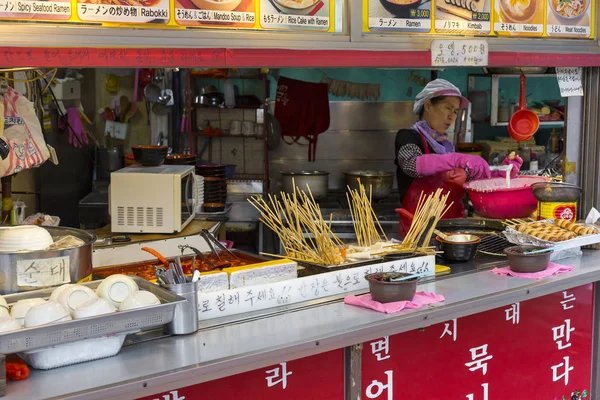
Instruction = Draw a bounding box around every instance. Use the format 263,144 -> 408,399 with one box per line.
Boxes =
7,251 -> 600,400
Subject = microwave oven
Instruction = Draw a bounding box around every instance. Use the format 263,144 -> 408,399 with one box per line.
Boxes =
110,165 -> 196,233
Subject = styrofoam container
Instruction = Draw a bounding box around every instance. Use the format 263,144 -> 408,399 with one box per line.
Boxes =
19,334 -> 126,370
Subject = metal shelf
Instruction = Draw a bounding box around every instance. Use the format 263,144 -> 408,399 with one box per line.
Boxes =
492,121 -> 564,127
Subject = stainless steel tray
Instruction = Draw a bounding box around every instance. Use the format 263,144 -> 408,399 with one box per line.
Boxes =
0,277 -> 185,354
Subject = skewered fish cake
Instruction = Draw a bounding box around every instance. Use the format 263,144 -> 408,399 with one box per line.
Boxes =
554,219 -> 597,236
514,222 -> 576,242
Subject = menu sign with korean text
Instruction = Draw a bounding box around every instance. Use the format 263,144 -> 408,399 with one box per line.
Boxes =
77,0 -> 169,24
557,67 -> 584,97
175,0 -> 257,28
198,256 -> 435,320
137,350 -> 344,400
493,0 -> 544,36
0,0 -> 71,21
362,284 -> 593,399
364,0 -> 432,33
547,0 -> 594,38
259,0 -> 333,31
431,39 -> 488,66
434,0 -> 492,34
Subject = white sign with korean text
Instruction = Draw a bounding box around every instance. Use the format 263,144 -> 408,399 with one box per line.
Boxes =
431,39 -> 488,67
16,256 -> 70,287
556,67 -> 584,97
197,255 -> 435,320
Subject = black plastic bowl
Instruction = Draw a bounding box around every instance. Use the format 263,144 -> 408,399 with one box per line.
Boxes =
436,234 -> 480,262
379,0 -> 421,18
365,272 -> 417,303
505,245 -> 552,273
131,146 -> 168,166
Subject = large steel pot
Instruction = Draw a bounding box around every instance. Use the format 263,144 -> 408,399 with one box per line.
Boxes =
280,171 -> 329,199
344,171 -> 394,200
0,226 -> 95,295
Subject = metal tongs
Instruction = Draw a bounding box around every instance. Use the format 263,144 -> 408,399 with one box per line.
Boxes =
200,229 -> 240,261
178,244 -> 219,271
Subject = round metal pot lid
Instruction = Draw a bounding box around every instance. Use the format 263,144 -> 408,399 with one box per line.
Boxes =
280,171 -> 330,176
344,170 -> 395,177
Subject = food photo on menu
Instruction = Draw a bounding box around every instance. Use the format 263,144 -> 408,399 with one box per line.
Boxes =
494,0 -> 543,35
77,0 -> 170,23
434,0 -> 490,33
367,0 -> 432,33
547,0 -> 591,37
259,0 -> 330,30
175,0 -> 256,26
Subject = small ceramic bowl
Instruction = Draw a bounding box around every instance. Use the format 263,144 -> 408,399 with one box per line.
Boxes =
119,291 -> 161,311
505,245 -> 552,273
365,272 -> 418,303
0,225 -> 54,252
73,298 -> 117,319
0,316 -> 22,333
49,284 -> 75,303
57,285 -> 98,313
11,298 -> 47,326
436,234 -> 481,262
96,274 -> 139,308
24,301 -> 71,328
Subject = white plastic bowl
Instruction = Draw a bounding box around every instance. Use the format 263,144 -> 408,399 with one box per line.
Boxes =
0,305 -> 8,317
49,284 -> 74,303
0,226 -> 54,252
24,301 -> 71,328
0,294 -> 7,308
73,298 -> 116,319
119,291 -> 161,311
96,275 -> 139,308
11,298 -> 47,326
0,316 -> 21,333
57,285 -> 97,313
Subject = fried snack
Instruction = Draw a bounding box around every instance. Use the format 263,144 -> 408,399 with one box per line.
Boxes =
514,222 -> 577,242
555,219 -> 597,236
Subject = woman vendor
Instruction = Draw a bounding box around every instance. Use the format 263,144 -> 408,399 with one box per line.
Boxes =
395,79 -> 523,231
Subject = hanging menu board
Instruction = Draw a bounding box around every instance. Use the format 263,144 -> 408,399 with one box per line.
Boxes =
434,0 -> 492,35
77,0 -> 170,24
0,0 -> 71,20
364,0 -> 432,33
493,0 -> 544,36
546,0 -> 593,38
175,0 -> 257,27
259,0 -> 332,31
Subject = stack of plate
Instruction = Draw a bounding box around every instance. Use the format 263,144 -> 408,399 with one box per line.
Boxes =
194,175 -> 205,214
195,164 -> 227,210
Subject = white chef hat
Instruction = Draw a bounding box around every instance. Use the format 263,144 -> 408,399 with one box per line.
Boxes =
413,79 -> 469,115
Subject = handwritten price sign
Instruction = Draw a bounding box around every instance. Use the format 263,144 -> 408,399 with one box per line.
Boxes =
556,67 -> 584,97
0,47 -> 226,67
431,39 -> 488,67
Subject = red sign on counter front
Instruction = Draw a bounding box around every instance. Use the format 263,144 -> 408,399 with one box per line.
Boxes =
137,349 -> 343,400
362,284 -> 594,400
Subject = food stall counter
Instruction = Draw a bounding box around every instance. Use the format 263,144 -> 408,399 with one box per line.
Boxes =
6,251 -> 600,400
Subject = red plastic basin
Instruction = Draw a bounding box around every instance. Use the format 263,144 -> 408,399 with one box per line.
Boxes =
463,176 -> 550,219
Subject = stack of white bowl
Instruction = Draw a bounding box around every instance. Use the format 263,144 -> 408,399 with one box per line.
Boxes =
194,174 -> 205,214
0,226 -> 54,252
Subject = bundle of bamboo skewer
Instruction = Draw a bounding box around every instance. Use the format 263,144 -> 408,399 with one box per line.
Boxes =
248,182 -> 346,265
346,180 -> 388,247
377,189 -> 452,256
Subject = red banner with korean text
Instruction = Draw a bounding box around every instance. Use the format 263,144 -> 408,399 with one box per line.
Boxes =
362,284 -> 594,400
136,349 -> 344,400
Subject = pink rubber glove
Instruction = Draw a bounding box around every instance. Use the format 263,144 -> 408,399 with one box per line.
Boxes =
416,153 -> 491,180
66,107 -> 87,148
491,155 -> 523,179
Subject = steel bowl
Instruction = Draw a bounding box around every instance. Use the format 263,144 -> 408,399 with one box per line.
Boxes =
280,171 -> 329,200
531,181 -> 581,203
0,226 -> 95,294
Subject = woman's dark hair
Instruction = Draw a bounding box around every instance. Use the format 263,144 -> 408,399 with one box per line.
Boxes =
418,96 -> 445,119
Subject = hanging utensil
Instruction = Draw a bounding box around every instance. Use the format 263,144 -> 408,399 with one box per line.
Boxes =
179,244 -> 219,271
200,230 -> 222,260
508,75 -> 539,142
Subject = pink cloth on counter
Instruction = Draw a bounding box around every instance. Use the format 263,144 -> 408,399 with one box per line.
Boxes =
344,292 -> 445,314
490,262 -> 575,280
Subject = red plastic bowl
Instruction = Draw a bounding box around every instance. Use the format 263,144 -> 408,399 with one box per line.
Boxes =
463,176 -> 549,219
